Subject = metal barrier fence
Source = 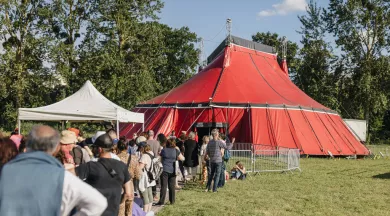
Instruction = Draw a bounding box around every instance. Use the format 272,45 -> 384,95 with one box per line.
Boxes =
226,144 -> 301,174
367,145 -> 390,159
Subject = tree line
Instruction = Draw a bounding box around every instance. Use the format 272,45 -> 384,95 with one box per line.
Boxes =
0,0 -> 199,131
1,0 -> 390,143
253,0 -> 390,143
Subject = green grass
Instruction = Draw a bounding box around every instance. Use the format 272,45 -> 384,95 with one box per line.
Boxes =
158,158 -> 390,216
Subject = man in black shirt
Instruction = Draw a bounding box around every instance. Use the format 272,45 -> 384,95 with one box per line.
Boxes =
76,134 -> 132,216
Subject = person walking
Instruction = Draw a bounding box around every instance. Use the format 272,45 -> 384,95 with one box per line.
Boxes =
183,132 -> 199,182
76,133 -> 132,216
0,125 -> 107,216
204,129 -> 234,193
154,139 -> 184,206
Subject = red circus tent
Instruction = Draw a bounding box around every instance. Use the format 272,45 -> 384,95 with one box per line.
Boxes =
120,36 -> 369,156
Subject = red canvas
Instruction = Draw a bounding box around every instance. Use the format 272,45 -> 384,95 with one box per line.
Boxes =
121,42 -> 368,156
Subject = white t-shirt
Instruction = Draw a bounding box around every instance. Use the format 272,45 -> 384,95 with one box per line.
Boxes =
139,151 -> 156,187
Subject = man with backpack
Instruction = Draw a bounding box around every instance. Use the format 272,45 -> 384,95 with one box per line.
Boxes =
204,129 -> 234,193
218,134 -> 234,188
75,133 -> 133,216
146,130 -> 161,201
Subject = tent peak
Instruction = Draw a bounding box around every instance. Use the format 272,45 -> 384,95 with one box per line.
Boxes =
207,35 -> 277,64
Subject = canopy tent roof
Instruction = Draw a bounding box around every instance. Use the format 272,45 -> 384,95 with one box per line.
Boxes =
19,80 -> 144,123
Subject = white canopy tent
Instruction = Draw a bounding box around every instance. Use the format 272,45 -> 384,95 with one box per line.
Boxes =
18,80 -> 144,136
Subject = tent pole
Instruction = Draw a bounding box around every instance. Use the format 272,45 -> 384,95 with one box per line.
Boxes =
18,119 -> 21,135
116,120 -> 120,138
142,123 -> 145,132
61,121 -> 64,130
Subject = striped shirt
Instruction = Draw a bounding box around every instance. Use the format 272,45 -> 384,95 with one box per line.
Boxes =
206,139 -> 233,163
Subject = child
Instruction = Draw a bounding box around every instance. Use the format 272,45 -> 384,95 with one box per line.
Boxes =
201,136 -> 210,184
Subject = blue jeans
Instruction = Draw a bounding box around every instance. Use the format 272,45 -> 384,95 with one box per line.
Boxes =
218,162 -> 226,188
206,162 -> 223,192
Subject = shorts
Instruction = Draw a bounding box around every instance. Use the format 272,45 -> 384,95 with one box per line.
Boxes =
141,187 -> 153,205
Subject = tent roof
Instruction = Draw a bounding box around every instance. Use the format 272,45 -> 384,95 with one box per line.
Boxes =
137,38 -> 330,112
19,81 -> 144,123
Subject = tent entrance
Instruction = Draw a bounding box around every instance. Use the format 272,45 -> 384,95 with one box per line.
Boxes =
194,122 -> 228,143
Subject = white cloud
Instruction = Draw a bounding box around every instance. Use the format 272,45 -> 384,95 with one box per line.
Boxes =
258,0 -> 307,17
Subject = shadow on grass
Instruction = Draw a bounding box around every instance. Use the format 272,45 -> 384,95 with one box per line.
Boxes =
372,172 -> 390,179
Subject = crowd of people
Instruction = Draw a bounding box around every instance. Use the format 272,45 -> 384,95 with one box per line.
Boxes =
0,126 -> 247,215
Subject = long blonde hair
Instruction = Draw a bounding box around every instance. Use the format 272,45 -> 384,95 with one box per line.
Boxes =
202,135 -> 210,144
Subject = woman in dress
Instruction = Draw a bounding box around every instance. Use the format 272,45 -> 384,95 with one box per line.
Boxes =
183,132 -> 199,182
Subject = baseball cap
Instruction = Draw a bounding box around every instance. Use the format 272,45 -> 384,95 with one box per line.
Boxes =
92,131 -> 106,144
60,130 -> 78,145
137,141 -> 147,149
93,134 -> 113,149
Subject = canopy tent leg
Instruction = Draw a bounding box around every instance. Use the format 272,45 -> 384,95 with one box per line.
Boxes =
18,119 -> 21,135
61,121 -> 65,130
116,120 -> 120,138
142,123 -> 145,132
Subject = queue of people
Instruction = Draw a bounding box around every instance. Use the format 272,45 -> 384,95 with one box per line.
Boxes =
0,126 -> 245,215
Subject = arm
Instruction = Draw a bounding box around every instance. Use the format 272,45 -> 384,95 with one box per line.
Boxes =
62,171 -> 107,216
121,180 -> 134,204
219,138 -> 235,150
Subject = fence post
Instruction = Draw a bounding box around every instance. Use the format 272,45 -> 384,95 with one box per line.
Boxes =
287,149 -> 290,170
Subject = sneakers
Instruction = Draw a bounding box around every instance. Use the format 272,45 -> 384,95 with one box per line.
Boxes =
153,202 -> 165,207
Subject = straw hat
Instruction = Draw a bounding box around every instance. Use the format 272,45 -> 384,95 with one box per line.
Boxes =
60,130 -> 78,145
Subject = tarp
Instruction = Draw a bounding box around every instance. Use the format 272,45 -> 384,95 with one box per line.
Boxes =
122,36 -> 369,156
19,81 -> 144,123
343,119 -> 367,142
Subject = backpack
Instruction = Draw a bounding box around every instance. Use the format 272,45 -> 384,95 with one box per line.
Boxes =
145,153 -> 163,183
223,149 -> 231,162
71,146 -> 84,165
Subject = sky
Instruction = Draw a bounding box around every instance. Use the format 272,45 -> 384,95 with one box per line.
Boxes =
159,0 -> 329,59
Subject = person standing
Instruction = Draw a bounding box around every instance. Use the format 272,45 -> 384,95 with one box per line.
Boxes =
154,139 -> 184,206
117,140 -> 141,216
76,133 -> 132,216
200,136 -> 210,184
183,132 -> 199,182
176,133 -> 186,181
204,129 -> 234,193
146,130 -> 160,201
138,142 -> 156,213
0,125 -> 107,216
0,138 -> 19,168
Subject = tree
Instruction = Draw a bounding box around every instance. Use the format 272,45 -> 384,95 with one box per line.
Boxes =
40,0 -> 93,95
297,0 -> 339,110
252,32 -> 300,78
0,0 -> 57,128
324,0 -> 390,142
76,0 -> 199,109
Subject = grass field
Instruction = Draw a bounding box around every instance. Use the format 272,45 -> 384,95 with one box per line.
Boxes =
158,158 -> 390,216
